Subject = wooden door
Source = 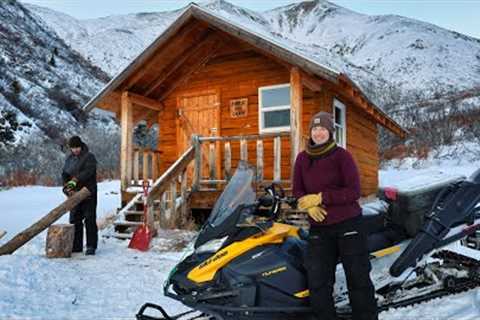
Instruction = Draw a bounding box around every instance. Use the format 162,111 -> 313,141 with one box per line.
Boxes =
177,90 -> 221,182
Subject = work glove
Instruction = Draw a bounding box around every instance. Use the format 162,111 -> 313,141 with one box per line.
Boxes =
65,180 -> 77,190
307,206 -> 327,222
298,193 -> 323,210
62,185 -> 75,197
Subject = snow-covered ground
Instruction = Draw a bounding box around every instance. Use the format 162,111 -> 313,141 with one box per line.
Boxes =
1,161 -> 479,319
0,181 -> 194,319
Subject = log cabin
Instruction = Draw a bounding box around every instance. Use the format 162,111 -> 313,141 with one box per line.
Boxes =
82,3 -> 407,237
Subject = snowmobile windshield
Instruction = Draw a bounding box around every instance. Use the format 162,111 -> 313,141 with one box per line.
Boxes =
207,161 -> 256,228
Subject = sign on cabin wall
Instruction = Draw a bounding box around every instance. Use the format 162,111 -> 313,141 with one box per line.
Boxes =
230,98 -> 248,118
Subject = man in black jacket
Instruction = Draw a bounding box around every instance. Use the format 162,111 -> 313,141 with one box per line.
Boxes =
62,136 -> 98,255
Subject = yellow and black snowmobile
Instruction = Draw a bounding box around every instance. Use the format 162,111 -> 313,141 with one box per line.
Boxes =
136,162 -> 480,320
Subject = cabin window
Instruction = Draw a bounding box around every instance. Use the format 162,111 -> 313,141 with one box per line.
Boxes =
333,98 -> 346,148
258,84 -> 290,133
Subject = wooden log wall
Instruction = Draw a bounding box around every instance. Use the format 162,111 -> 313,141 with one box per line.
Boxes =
345,105 -> 379,196
156,41 -> 380,196
159,46 -> 293,181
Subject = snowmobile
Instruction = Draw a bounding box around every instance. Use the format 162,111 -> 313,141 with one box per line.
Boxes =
136,162 -> 480,320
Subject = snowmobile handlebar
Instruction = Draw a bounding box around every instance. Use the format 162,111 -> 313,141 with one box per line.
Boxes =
255,183 -> 297,220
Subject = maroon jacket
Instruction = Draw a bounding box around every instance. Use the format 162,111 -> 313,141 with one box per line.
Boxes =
292,147 -> 362,226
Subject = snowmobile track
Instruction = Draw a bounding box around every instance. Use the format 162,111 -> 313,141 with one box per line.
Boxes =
338,249 -> 480,319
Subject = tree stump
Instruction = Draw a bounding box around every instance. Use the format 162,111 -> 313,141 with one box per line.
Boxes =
45,224 -> 75,258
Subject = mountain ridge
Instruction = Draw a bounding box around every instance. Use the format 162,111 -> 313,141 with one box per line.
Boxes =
24,0 -> 480,111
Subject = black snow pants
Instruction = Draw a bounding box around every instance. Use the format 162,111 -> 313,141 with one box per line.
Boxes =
69,195 -> 98,252
306,216 -> 378,320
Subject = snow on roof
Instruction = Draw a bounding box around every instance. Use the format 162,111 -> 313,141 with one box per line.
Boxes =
196,2 -> 341,77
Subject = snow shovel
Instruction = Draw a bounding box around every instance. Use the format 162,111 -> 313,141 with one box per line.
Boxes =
128,180 -> 153,251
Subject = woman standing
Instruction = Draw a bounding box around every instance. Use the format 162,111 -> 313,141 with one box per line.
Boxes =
293,112 -> 377,320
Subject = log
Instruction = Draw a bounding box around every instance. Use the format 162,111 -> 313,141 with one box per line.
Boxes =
224,141 -> 231,181
133,150 -> 139,185
45,224 -> 75,258
290,67 -> 303,180
152,152 -> 158,180
209,142 -> 217,181
0,187 -> 91,255
256,139 -> 264,183
143,150 -> 149,181
240,139 -> 248,162
274,136 -> 281,182
169,180 -> 177,226
121,92 -> 134,191
193,136 -> 202,190
179,169 -> 189,227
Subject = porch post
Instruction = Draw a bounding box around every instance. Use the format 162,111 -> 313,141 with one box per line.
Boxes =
155,110 -> 162,180
192,135 -> 201,192
290,67 -> 303,180
120,91 -> 134,191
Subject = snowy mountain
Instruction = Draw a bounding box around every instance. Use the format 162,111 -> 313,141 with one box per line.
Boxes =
265,1 -> 480,93
25,2 -> 181,77
25,0 -> 480,109
0,0 -> 117,182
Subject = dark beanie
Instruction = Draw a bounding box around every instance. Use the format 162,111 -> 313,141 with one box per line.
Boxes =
68,136 -> 83,148
309,111 -> 335,136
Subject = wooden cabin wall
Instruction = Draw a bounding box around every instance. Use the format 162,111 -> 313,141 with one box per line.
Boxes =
156,46 -> 378,195
345,104 -> 379,196
159,48 -> 292,181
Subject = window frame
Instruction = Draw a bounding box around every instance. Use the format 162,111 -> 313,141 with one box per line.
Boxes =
258,83 -> 291,134
333,98 -> 347,148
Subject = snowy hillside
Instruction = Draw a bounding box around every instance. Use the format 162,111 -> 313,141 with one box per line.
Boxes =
0,1 -> 111,144
264,1 -> 480,93
0,181 -> 194,319
25,0 -> 480,108
0,1 -> 122,182
25,3 -> 181,77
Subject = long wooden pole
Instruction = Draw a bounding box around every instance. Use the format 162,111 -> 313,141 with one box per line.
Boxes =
0,187 -> 91,255
290,67 -> 303,180
120,91 -> 134,191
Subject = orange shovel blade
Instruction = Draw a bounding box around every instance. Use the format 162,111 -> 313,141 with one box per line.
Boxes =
128,225 -> 152,251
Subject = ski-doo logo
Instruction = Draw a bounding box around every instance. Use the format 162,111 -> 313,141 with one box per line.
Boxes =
198,251 -> 228,269
261,266 -> 287,277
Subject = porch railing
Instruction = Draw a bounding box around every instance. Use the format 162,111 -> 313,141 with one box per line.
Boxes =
124,133 -> 292,229
192,132 -> 291,191
145,146 -> 195,228
130,148 -> 162,186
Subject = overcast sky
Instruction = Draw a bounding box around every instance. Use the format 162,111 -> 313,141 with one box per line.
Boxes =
20,0 -> 480,39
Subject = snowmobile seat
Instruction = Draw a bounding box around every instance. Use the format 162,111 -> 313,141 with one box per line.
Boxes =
362,213 -> 408,253
361,200 -> 408,253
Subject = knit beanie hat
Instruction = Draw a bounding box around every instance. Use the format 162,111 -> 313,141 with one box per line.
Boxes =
309,111 -> 335,136
68,136 -> 83,148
